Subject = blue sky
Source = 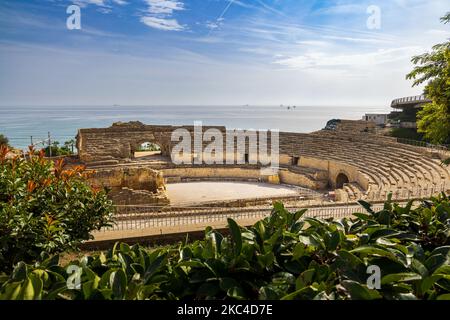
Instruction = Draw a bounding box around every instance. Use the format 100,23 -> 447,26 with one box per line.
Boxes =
0,0 -> 449,106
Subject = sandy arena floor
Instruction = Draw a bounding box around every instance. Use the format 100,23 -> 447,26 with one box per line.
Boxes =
166,181 -> 300,205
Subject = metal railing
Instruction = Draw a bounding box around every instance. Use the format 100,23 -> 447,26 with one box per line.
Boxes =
391,95 -> 430,107
395,138 -> 449,153
6,134 -> 78,155
100,183 -> 449,232
102,203 -> 387,232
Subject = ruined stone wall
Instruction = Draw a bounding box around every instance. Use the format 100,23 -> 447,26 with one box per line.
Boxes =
77,121 -> 282,164
89,167 -> 165,191
336,120 -> 376,132
162,167 -> 265,182
89,166 -> 169,205
110,188 -> 169,206
278,169 -> 328,190
298,156 -> 370,189
323,119 -> 377,133
161,166 -> 324,189
77,121 -> 380,165
77,122 -> 179,163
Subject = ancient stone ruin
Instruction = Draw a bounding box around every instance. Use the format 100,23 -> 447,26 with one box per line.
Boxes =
76,121 -> 450,205
89,167 -> 169,206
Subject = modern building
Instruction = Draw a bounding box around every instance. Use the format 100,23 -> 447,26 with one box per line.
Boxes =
362,114 -> 388,126
388,94 -> 431,128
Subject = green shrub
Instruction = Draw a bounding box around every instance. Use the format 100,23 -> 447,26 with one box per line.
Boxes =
136,142 -> 160,152
44,141 -> 74,157
0,146 -> 114,272
0,135 -> 8,147
389,128 -> 424,141
1,193 -> 448,300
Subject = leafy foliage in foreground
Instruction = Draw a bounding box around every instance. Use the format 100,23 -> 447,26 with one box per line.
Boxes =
0,146 -> 114,272
1,194 -> 449,300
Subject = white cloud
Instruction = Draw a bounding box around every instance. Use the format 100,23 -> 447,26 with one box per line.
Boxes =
206,18 -> 224,31
274,47 -> 422,70
425,29 -> 450,37
140,16 -> 184,31
97,7 -> 113,14
238,47 -> 272,55
72,0 -> 128,9
322,35 -> 391,44
297,40 -> 330,47
315,4 -> 365,15
145,0 -> 184,14
393,0 -> 429,8
141,0 -> 185,31
73,0 -> 107,7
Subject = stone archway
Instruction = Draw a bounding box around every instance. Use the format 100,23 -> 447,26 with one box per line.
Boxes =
131,140 -> 163,159
336,172 -> 349,188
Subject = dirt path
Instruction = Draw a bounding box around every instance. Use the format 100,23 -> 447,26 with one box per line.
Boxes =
166,181 -> 301,205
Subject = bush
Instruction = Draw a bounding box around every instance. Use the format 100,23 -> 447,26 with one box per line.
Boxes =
1,194 -> 448,300
136,142 -> 160,152
44,140 -> 75,157
0,135 -> 8,147
389,128 -> 424,141
0,146 -> 114,272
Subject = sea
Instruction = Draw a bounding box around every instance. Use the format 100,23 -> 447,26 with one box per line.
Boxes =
0,105 -> 390,149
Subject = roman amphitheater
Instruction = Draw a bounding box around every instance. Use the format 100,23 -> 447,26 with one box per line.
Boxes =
74,119 -> 450,242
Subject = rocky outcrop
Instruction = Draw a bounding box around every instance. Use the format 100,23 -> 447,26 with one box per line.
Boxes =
323,119 -> 376,133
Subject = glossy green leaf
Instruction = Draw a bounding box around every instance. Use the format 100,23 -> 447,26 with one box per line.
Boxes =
110,269 -> 127,300
381,273 -> 422,285
227,218 -> 242,256
341,280 -> 381,300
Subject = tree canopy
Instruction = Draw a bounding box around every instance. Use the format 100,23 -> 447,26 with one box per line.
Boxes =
407,13 -> 450,144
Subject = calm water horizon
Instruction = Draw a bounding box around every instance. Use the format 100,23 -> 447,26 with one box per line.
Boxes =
0,105 -> 390,149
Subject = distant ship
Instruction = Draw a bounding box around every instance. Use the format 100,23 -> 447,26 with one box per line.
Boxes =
113,104 -> 121,107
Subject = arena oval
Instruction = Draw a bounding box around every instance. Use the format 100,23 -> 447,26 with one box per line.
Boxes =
75,121 -> 450,206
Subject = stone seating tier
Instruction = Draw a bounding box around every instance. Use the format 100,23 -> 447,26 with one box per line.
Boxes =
77,124 -> 450,202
